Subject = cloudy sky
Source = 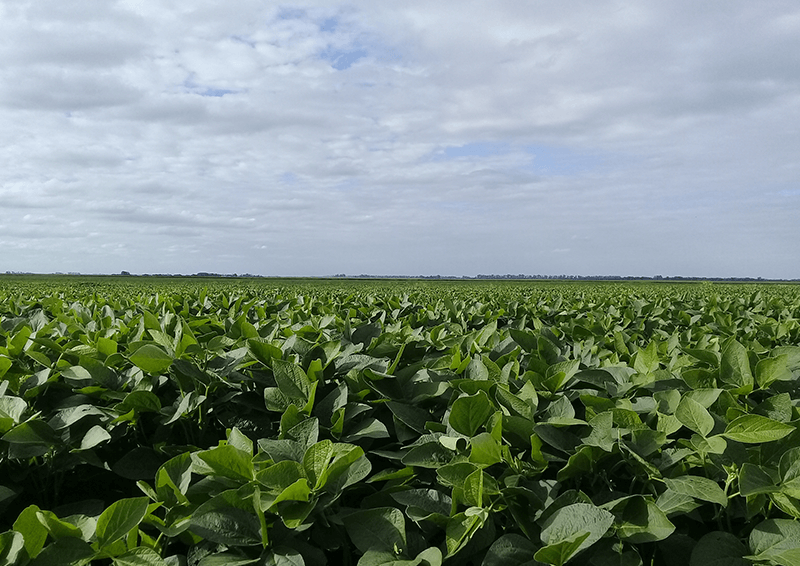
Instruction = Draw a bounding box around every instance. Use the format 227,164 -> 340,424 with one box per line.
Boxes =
1,1 -> 798,278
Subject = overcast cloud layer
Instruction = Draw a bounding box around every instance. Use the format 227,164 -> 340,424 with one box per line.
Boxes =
1,1 -> 798,278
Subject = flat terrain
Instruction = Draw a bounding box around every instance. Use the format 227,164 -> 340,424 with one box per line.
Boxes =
1,277 -> 799,565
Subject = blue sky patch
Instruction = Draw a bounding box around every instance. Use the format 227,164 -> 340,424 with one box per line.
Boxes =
442,141 -> 511,159
322,47 -> 368,70
198,88 -> 235,97
524,145 -> 603,175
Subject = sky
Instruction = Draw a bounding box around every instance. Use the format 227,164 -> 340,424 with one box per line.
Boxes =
1,1 -> 799,278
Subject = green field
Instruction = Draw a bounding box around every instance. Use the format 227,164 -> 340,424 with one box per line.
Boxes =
1,277 -> 800,566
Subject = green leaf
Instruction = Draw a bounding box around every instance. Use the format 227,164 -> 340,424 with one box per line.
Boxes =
272,478 -> 311,506
256,460 -> 305,491
449,391 -> 494,437
534,534 -> 589,566
0,530 -> 24,566
129,344 -> 173,374
756,355 -> 793,389
79,425 -> 112,450
739,463 -> 777,496
117,391 -> 162,414
95,497 -> 150,548
265,546 -> 306,566
343,507 -> 407,555
0,357 -> 12,379
463,469 -> 500,508
469,432 -> 502,466
112,547 -> 168,566
195,445 -> 254,482
481,534 -> 539,566
391,489 -> 451,519
748,519 -> 800,565
719,338 -> 753,394
2,419 -> 56,446
610,496 -> 675,544
634,341 -> 659,374
753,393 -> 792,423
247,339 -> 282,367
663,476 -> 727,507
155,453 -> 193,506
722,414 -> 795,443
189,490 -> 263,546
538,503 -> 614,563
35,510 -> 84,540
445,511 -> 484,557
272,359 -> 313,402
13,505 -> 48,558
675,396 -> 714,437
29,537 -> 96,566
690,532 -> 749,566
303,440 -> 334,490
401,442 -> 454,469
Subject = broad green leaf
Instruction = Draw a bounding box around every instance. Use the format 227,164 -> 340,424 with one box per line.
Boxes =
436,462 -> 480,489
256,460 -> 305,491
0,530 -> 24,566
0,357 -> 12,379
739,463 -> 776,496
753,393 -> 792,423
463,469 -> 500,508
756,355 -> 793,389
112,547 -> 168,566
96,336 -> 118,357
189,490 -> 262,546
96,497 -> 150,548
634,341 -> 659,374
303,440 -> 334,490
155,453 -> 193,506
13,505 -> 47,558
449,391 -> 494,437
539,503 -> 614,562
469,432 -> 502,466
722,414 -> 795,443
690,531 -> 749,566
675,396 -> 714,437
79,425 -> 112,450
129,344 -> 173,374
534,534 -> 589,566
445,511 -> 485,557
29,537 -> 96,566
265,546 -> 306,566
195,445 -> 254,482
663,476 -> 727,507
272,359 -> 313,402
780,446 -> 800,498
401,442 -> 454,469
247,339 -> 282,367
391,489 -> 452,519
719,338 -> 753,394
2,419 -> 56,446
343,507 -> 406,555
481,534 -> 539,566
117,391 -> 162,414
614,497 -> 675,543
387,401 -> 431,434
35,510 -> 84,540
748,519 -> 800,565
320,445 -> 370,493
227,427 -> 254,456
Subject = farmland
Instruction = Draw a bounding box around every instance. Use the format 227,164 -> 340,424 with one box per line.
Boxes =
1,276 -> 800,566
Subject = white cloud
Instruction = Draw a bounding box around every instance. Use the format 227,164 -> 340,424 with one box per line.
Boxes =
0,0 -> 798,277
